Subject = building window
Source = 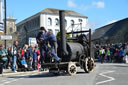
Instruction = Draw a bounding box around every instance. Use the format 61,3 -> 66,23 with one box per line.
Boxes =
10,27 -> 13,33
55,18 -> 59,26
71,20 -> 75,27
55,29 -> 59,35
9,22 -> 12,25
79,19 -> 82,23
48,18 -> 52,26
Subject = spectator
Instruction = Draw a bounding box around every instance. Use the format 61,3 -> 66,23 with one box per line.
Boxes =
119,48 -> 124,63
123,45 -> 128,63
23,44 -> 29,64
27,45 -> 34,71
99,47 -> 105,64
6,47 -> 12,69
106,48 -> 111,62
11,40 -> 19,72
32,46 -> 37,70
110,47 -> 114,63
114,48 -> 120,62
0,44 -> 8,74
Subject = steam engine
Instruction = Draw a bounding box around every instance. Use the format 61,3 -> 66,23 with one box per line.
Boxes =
43,10 -> 95,75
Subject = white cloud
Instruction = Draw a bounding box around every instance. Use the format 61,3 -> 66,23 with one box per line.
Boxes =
67,1 -> 105,11
92,1 -> 105,8
79,1 -> 105,11
67,0 -> 77,8
80,5 -> 90,11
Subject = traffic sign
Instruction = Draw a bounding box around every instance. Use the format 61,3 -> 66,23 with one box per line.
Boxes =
28,37 -> 37,46
0,35 -> 12,40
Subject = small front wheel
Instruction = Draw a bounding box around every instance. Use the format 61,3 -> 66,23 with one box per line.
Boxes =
67,62 -> 77,76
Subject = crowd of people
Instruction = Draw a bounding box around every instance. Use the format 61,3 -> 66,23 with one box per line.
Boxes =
0,27 -> 61,74
1,26 -> 128,74
94,43 -> 128,63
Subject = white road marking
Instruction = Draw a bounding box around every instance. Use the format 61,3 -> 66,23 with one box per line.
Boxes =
0,79 -> 8,82
3,79 -> 18,84
98,63 -> 128,66
96,71 -> 115,85
0,77 -> 24,85
0,71 -> 46,85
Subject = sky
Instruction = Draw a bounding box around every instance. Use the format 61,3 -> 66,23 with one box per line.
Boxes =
2,0 -> 128,30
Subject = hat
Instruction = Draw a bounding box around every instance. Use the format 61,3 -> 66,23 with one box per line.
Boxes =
40,27 -> 46,31
48,29 -> 53,33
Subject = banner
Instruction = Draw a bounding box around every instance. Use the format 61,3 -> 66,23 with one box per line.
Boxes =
0,22 -> 4,29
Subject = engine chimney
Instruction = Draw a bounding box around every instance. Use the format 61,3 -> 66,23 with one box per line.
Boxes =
59,10 -> 68,57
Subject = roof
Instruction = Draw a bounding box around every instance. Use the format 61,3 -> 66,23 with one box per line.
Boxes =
92,23 -> 114,40
17,8 -> 87,26
40,8 -> 87,18
92,18 -> 128,40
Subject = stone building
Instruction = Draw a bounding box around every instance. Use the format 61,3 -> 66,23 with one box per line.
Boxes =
6,16 -> 17,35
16,8 -> 89,46
0,16 -> 17,47
6,16 -> 17,47
92,18 -> 128,44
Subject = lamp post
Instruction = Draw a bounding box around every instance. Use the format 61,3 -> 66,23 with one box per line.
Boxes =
4,0 -> 7,49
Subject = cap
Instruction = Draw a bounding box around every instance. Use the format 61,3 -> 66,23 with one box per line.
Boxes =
40,27 -> 46,31
48,29 -> 53,34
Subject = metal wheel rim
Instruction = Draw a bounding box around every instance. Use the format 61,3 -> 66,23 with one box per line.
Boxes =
69,65 -> 77,74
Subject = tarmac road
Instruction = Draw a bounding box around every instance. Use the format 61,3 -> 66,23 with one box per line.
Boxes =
0,63 -> 128,85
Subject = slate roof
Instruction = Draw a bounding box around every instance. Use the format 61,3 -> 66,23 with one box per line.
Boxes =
17,8 -> 87,26
40,8 -> 87,18
92,18 -> 128,40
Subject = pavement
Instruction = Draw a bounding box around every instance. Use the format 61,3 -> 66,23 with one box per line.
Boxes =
0,69 -> 48,77
0,63 -> 128,85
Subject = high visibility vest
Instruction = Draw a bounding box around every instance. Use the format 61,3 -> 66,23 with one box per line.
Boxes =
99,49 -> 105,55
107,50 -> 110,56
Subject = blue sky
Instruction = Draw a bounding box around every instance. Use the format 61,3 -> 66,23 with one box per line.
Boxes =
4,0 -> 128,30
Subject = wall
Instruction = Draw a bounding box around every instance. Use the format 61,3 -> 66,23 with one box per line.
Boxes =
40,13 -> 88,35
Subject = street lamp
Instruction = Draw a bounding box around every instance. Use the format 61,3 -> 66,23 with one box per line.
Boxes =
4,0 -> 7,49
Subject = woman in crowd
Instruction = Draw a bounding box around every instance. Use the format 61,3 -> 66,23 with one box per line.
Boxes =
0,44 -> 8,74
6,47 -> 12,69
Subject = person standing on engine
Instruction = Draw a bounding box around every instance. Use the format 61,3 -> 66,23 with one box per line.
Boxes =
36,27 -> 48,68
46,29 -> 61,62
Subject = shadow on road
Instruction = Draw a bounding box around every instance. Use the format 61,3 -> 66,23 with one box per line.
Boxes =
7,72 -> 71,79
113,64 -> 128,67
77,71 -> 86,74
7,71 -> 88,79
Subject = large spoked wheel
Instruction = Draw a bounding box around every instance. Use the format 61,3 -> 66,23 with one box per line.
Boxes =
83,57 -> 95,73
67,62 -> 77,76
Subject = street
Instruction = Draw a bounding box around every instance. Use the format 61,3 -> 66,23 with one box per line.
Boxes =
0,63 -> 128,85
